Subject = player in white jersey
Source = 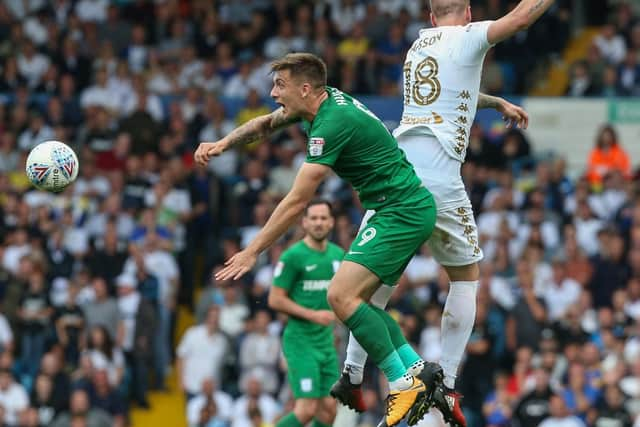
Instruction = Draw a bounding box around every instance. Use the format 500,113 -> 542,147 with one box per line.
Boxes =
331,1 -> 555,426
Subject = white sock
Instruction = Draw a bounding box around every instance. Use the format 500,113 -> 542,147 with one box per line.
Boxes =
344,284 -> 395,384
408,359 -> 425,377
440,281 -> 478,389
389,373 -> 414,391
344,358 -> 364,384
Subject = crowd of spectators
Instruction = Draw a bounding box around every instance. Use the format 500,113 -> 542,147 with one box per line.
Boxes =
0,0 -> 638,427
566,2 -> 640,97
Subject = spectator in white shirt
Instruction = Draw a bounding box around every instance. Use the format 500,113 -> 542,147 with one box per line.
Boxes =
263,20 -> 308,60
231,376 -> 281,427
193,59 -> 223,94
198,99 -> 237,179
539,394 -> 586,427
17,110 -> 54,152
75,0 -> 108,23
2,229 -> 31,276
73,158 -> 111,199
223,61 -> 257,99
239,310 -> 281,394
594,23 -> 627,65
16,40 -> 50,89
177,306 -> 230,400
80,68 -> 119,114
544,257 -> 582,321
186,378 -> 234,426
0,312 -> 13,354
0,369 -> 29,426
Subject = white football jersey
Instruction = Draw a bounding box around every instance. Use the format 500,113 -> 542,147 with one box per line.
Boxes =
393,21 -> 495,163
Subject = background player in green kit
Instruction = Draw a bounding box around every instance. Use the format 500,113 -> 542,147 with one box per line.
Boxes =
194,53 -> 441,427
268,199 -> 344,427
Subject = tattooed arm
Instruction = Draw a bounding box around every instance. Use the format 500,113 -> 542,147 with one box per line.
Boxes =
477,93 -> 503,110
478,93 -> 529,129
487,0 -> 555,45
194,107 -> 300,166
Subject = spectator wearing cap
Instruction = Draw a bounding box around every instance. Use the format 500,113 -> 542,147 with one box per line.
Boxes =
115,273 -> 155,409
0,367 -> 29,426
177,306 -> 229,401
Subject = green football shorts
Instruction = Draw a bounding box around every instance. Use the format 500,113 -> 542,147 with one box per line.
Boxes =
344,192 -> 437,285
283,338 -> 339,399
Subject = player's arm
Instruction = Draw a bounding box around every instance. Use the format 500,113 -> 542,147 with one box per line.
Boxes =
268,287 -> 333,326
216,162 -> 332,281
477,93 -> 529,129
194,107 -> 301,166
487,0 -> 555,45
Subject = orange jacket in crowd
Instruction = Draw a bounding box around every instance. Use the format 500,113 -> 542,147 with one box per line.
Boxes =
586,143 -> 631,185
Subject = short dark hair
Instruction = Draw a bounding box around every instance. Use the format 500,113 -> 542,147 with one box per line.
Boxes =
270,53 -> 327,89
304,198 -> 333,216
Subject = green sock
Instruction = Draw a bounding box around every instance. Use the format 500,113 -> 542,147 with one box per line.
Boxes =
370,305 -> 422,368
344,303 -> 406,381
276,413 -> 304,427
312,420 -> 332,427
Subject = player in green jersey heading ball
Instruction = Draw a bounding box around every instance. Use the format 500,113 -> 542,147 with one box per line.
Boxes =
194,53 -> 441,427
269,199 -> 344,427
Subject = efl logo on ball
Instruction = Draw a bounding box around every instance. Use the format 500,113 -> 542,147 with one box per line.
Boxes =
26,140 -> 79,193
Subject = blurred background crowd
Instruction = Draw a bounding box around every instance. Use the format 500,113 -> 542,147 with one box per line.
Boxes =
0,0 -> 639,426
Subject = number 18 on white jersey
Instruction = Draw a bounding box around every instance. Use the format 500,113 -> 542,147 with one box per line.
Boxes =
393,21 -> 495,162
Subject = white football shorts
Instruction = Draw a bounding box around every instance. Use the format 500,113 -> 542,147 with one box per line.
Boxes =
358,131 -> 483,267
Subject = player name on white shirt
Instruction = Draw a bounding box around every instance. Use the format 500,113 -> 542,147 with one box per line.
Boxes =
394,21 -> 495,163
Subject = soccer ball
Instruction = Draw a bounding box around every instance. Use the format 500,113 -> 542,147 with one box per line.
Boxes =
25,140 -> 79,193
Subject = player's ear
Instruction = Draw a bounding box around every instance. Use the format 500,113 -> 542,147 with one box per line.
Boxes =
466,6 -> 472,22
430,13 -> 436,27
300,82 -> 312,99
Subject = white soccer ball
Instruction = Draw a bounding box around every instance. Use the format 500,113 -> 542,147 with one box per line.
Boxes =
25,140 -> 79,193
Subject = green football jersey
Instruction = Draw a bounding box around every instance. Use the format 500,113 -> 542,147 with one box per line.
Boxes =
273,240 -> 344,346
303,86 -> 429,211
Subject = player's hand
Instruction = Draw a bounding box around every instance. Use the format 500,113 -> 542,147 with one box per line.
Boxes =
215,250 -> 257,281
499,100 -> 529,130
311,310 -> 335,326
206,139 -> 229,158
194,142 -> 217,167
